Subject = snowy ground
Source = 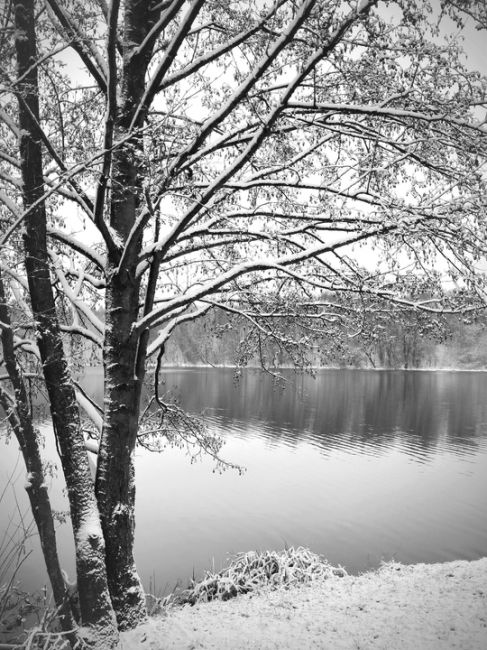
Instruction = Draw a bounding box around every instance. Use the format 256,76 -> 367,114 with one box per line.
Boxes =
121,557 -> 487,649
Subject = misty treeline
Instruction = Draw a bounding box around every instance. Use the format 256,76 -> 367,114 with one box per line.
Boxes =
1,0 -> 487,647
46,293 -> 487,371
151,300 -> 487,370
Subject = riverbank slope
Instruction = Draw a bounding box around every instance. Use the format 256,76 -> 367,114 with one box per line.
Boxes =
121,557 -> 487,649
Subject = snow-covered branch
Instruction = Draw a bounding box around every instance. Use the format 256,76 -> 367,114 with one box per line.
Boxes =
50,252 -> 105,336
128,0 -> 206,131
286,101 -> 487,134
155,0 -> 288,94
48,229 -> 106,271
45,0 -> 108,91
92,0 -> 120,230
146,303 -> 212,357
136,220 -> 399,334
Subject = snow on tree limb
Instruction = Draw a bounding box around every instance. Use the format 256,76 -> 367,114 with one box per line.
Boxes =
45,0 -> 108,90
146,303 -> 212,356
153,0 -> 289,93
47,229 -> 106,270
50,252 -> 105,335
128,0 -> 205,130
286,101 -> 487,133
75,382 -> 103,433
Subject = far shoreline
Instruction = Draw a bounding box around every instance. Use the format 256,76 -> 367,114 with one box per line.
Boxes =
82,363 -> 487,373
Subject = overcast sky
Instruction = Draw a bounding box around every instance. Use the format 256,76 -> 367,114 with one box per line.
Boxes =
444,14 -> 486,74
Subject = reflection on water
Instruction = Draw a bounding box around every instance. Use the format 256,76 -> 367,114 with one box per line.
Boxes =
1,368 -> 487,594
160,368 -> 487,458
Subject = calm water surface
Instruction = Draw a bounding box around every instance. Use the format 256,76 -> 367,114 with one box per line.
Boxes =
1,368 -> 487,594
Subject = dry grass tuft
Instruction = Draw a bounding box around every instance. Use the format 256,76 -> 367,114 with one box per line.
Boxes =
176,547 -> 346,605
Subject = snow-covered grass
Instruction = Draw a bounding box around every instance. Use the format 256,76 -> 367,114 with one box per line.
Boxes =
174,546 -> 347,605
121,556 -> 487,650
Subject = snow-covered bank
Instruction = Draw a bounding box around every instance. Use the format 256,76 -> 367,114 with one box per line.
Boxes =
121,557 -> 487,649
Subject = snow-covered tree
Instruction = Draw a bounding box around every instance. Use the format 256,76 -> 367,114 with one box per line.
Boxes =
1,0 -> 486,646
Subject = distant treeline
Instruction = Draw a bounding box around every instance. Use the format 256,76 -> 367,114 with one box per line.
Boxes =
161,308 -> 487,371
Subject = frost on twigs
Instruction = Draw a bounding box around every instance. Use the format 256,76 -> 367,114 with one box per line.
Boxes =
175,547 -> 346,606
137,390 -> 244,475
17,618 -> 80,650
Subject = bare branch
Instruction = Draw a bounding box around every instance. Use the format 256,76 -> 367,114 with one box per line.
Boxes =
286,101 -> 487,134
146,303 -> 212,357
47,229 -> 106,271
128,0 -> 206,131
92,0 -> 120,228
129,0 -> 186,63
45,0 -> 108,92
121,0 -> 319,265
156,0 -> 288,94
149,0 -> 379,260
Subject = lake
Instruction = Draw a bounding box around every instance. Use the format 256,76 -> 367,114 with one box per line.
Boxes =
1,367 -> 487,596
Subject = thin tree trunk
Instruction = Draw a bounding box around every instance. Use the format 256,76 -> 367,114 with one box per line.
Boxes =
13,1 -> 118,645
0,270 -> 78,645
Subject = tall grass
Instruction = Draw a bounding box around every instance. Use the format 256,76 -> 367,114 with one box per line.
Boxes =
0,468 -> 36,645
0,473 -> 68,649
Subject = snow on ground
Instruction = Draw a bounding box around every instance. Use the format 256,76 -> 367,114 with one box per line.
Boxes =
120,557 -> 487,649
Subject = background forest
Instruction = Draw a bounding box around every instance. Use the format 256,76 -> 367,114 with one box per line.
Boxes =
72,304 -> 487,370
159,309 -> 487,369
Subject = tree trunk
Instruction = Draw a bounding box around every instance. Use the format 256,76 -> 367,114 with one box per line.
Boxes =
96,273 -> 146,629
94,0 -> 165,628
0,271 -> 78,644
13,1 -> 118,645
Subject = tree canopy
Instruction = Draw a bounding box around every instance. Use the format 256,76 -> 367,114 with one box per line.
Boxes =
1,0 -> 486,647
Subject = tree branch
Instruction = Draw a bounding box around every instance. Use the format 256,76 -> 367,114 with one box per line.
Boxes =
121,0 -> 318,267
92,0 -> 120,229
155,0 -> 288,94
128,0 -> 205,131
45,0 -> 108,92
